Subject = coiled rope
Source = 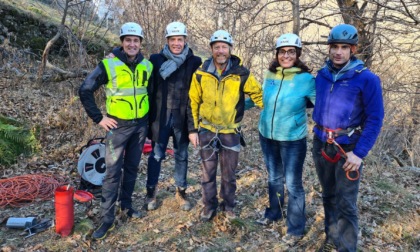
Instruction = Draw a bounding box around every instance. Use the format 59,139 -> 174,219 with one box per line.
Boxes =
0,174 -> 68,207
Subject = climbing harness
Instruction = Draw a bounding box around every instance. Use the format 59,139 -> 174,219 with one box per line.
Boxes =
200,128 -> 242,162
317,126 -> 361,181
199,118 -> 244,162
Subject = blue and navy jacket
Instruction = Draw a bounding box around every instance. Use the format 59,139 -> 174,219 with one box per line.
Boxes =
259,67 -> 315,141
312,57 -> 384,159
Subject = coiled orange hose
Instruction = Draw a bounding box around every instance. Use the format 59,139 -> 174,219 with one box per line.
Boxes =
0,174 -> 68,207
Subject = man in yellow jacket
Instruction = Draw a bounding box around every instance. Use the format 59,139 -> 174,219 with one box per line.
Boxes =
187,30 -> 263,221
79,22 -> 153,240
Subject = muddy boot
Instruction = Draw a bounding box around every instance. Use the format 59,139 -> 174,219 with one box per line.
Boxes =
146,186 -> 157,211
200,207 -> 216,222
176,187 -> 192,211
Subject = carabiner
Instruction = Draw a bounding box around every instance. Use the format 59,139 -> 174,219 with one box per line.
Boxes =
346,170 -> 359,181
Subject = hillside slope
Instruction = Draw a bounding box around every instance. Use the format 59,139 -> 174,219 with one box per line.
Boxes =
0,73 -> 418,251
0,1 -> 419,251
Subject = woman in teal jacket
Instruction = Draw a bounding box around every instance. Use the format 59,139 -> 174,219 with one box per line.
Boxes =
258,33 -> 315,246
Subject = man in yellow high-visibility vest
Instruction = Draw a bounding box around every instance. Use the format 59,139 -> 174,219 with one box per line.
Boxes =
79,22 -> 153,240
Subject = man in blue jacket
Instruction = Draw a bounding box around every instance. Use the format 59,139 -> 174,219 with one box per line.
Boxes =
312,24 -> 384,252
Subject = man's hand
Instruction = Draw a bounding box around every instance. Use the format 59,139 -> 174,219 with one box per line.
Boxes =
343,151 -> 362,172
98,116 -> 118,131
189,132 -> 199,148
106,53 -> 115,59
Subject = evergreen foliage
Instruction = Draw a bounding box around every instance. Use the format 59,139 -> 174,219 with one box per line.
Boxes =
0,114 -> 39,165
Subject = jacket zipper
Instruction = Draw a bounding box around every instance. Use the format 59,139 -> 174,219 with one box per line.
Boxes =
122,68 -> 136,118
329,61 -> 349,93
220,75 -> 229,100
326,62 -> 348,128
133,68 -> 138,118
271,69 -> 285,139
212,72 -> 220,108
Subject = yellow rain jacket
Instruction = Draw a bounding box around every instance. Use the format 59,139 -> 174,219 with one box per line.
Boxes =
188,55 -> 263,134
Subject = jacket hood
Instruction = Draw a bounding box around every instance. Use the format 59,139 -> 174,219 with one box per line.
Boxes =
112,46 -> 145,65
326,56 -> 364,73
319,56 -> 365,81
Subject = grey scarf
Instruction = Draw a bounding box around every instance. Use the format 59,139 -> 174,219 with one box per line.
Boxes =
159,44 -> 189,80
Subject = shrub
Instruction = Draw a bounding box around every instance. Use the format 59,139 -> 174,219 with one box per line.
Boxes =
0,115 -> 39,165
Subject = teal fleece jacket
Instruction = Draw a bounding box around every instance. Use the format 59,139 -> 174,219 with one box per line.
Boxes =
258,67 -> 315,141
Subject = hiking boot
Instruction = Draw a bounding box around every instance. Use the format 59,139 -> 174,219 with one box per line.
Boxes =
92,222 -> 115,240
176,187 -> 192,211
121,207 -> 145,219
256,217 -> 275,226
197,197 -> 204,206
146,186 -> 157,211
225,210 -> 236,220
282,234 -> 303,246
317,240 -> 336,252
200,208 -> 216,222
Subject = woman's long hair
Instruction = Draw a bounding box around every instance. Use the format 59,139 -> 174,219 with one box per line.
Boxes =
268,47 -> 312,73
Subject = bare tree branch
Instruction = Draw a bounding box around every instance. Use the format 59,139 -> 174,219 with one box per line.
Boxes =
400,0 -> 419,24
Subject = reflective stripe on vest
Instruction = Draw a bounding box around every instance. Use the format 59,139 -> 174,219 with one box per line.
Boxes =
102,57 -> 152,120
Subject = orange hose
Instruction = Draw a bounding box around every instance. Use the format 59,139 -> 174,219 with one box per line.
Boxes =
0,174 -> 68,207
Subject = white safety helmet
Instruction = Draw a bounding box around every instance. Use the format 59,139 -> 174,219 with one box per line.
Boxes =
120,22 -> 144,40
210,30 -> 233,46
165,21 -> 188,38
276,33 -> 302,49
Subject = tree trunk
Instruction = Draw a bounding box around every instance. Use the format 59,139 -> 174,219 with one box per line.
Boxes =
292,0 -> 300,35
412,85 -> 420,126
37,0 -> 72,84
335,0 -> 373,67
37,28 -> 63,83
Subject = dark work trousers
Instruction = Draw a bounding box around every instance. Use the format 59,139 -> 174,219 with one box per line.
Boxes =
199,130 -> 240,212
312,135 -> 363,252
101,120 -> 147,224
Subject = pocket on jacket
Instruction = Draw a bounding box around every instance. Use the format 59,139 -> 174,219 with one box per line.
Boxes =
294,112 -> 306,126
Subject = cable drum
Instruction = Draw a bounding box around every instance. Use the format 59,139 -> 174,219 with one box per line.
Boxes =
77,140 -> 106,186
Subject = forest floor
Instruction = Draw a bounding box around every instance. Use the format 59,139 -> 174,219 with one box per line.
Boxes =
0,70 -> 419,252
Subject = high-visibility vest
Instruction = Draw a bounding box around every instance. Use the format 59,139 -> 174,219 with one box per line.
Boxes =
102,57 -> 153,120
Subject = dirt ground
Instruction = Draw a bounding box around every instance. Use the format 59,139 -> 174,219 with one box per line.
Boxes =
0,74 -> 419,252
